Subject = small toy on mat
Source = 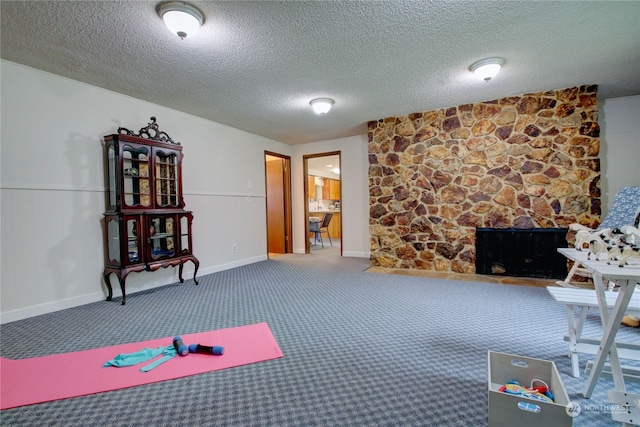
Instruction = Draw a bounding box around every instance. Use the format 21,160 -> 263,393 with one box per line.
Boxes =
498,379 -> 554,403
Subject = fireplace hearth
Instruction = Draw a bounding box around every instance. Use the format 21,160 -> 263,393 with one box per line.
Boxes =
475,228 -> 569,279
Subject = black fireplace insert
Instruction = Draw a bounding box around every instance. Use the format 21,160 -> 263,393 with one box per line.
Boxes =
475,228 -> 568,279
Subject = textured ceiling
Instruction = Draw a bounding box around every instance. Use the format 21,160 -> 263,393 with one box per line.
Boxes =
2,1 -> 639,145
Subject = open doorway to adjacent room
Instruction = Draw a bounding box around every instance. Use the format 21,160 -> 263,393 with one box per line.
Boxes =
265,152 -> 292,257
303,152 -> 342,256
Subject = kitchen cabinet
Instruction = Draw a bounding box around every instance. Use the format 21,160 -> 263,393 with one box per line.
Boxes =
328,212 -> 341,238
322,183 -> 331,199
102,117 -> 199,304
307,175 -> 340,204
329,179 -> 341,200
308,175 -> 316,199
309,175 -> 340,200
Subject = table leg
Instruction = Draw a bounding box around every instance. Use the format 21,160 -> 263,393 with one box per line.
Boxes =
566,304 -> 587,378
583,273 -> 635,398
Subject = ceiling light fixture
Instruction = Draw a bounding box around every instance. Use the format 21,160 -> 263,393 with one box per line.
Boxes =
157,1 -> 204,40
469,58 -> 505,82
310,98 -> 335,115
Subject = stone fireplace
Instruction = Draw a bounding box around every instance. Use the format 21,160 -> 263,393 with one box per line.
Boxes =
367,85 -> 601,274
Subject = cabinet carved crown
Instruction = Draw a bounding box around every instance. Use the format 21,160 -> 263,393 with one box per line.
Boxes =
102,117 -> 199,305
117,116 -> 180,146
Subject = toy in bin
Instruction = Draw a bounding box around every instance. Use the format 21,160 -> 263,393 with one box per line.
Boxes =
499,379 -> 555,403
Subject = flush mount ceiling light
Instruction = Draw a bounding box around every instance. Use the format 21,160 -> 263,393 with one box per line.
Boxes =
157,1 -> 204,40
469,58 -> 505,82
310,98 -> 335,115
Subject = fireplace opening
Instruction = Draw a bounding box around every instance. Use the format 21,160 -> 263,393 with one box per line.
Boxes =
475,228 -> 569,279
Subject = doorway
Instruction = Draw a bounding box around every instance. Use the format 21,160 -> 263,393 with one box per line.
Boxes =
265,152 -> 292,256
303,152 -> 342,255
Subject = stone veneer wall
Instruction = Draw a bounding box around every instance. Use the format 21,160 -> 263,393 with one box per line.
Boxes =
367,85 -> 601,273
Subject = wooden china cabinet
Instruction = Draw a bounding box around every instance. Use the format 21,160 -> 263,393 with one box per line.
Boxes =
102,117 -> 199,304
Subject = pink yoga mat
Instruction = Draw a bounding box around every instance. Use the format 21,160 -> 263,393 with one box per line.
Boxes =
0,322 -> 283,409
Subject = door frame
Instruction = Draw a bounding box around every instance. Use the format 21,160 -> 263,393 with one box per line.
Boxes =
265,151 -> 292,256
303,151 -> 342,255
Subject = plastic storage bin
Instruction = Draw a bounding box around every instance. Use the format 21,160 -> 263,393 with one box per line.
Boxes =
488,351 -> 572,427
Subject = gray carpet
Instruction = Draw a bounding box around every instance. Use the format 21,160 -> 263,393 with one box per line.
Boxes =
1,254 -> 638,426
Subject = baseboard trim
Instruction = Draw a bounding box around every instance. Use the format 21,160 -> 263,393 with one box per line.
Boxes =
292,248 -> 369,258
342,251 -> 370,258
195,256 -> 269,277
1,256 -> 269,324
1,293 -> 104,324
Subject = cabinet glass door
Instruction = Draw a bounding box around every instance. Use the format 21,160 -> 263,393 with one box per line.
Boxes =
155,149 -> 179,207
122,144 -> 151,208
107,145 -> 117,209
148,215 -> 176,260
106,217 -> 120,264
179,214 -> 192,255
126,217 -> 140,264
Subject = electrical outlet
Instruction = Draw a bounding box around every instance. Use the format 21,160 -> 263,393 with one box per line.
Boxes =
232,244 -> 237,253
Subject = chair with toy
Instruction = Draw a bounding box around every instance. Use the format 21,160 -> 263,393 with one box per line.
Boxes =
557,186 -> 640,289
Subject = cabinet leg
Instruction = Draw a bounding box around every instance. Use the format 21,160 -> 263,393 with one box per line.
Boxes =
192,258 -> 199,285
179,258 -> 200,285
117,275 -> 127,305
104,273 -> 113,301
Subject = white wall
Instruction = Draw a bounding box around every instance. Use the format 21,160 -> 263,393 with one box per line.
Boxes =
0,61 -> 292,322
599,95 -> 640,217
292,136 -> 370,257
2,59 -> 633,322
